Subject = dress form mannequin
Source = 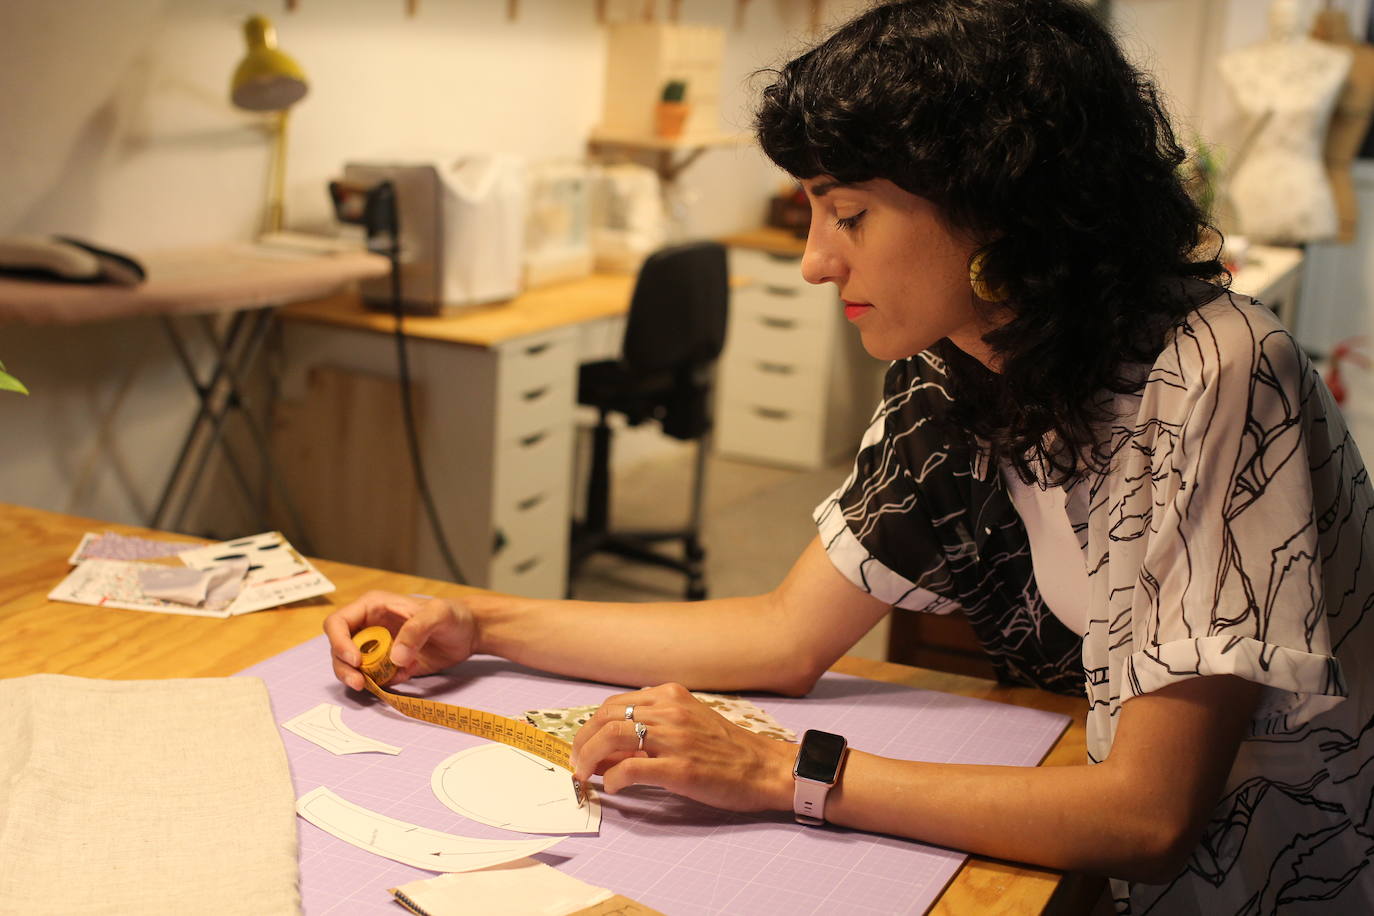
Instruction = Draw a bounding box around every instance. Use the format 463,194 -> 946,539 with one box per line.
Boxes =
1218,0 -> 1352,244
1311,3 -> 1374,243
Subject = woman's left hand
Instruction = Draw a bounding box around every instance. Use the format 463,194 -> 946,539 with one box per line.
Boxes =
571,683 -> 797,813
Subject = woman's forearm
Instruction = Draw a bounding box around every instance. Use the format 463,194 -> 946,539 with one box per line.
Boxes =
825,752 -> 1178,882
469,537 -> 891,696
469,590 -> 821,695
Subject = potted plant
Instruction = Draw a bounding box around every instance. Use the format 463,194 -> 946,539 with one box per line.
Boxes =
655,79 -> 689,139
1,360 -> 27,395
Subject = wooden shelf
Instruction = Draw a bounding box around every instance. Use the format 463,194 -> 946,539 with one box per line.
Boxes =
588,129 -> 749,184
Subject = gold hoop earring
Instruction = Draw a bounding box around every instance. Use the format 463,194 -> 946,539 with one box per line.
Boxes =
969,251 -> 1008,303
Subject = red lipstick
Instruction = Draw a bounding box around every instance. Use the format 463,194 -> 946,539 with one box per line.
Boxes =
842,301 -> 873,321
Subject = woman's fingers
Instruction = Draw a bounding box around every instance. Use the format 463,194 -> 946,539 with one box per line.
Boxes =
573,717 -> 655,785
321,590 -> 425,688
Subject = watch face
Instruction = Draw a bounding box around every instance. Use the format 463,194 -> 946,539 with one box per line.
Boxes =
795,729 -> 847,782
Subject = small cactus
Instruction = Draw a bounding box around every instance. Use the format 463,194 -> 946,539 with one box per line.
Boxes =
661,79 -> 687,103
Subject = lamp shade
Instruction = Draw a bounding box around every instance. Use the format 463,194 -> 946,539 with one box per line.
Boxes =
230,15 -> 308,111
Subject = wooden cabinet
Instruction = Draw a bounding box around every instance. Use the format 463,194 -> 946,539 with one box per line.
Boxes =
715,233 -> 885,469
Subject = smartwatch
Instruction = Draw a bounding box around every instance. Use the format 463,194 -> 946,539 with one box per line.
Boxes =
792,729 -> 848,825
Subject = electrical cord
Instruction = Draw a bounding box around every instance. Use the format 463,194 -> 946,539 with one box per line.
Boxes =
376,189 -> 469,586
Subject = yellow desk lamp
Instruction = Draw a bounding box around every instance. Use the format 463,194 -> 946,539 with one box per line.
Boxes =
230,15 -> 308,234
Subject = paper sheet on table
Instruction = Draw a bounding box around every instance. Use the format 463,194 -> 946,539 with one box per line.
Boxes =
296,787 -> 561,872
177,531 -> 333,614
390,859 -> 613,916
431,744 -> 600,835
282,702 -> 401,755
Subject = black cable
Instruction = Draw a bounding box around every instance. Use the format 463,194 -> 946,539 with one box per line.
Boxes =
375,187 -> 468,586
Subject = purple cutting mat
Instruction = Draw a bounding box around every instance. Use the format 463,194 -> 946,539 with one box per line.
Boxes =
239,635 -> 1070,915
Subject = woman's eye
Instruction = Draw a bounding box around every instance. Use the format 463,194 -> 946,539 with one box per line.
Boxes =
834,210 -> 867,231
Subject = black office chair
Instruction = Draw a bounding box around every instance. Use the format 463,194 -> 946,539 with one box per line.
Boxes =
568,241 -> 729,601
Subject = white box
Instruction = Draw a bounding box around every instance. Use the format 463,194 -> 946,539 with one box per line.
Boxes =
599,23 -> 725,140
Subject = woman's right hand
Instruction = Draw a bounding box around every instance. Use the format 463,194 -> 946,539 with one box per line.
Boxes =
322,590 -> 479,690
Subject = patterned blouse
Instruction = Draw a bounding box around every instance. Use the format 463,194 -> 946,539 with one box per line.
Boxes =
814,292 -> 1373,913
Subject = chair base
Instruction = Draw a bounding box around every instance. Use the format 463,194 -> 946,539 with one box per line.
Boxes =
568,524 -> 707,601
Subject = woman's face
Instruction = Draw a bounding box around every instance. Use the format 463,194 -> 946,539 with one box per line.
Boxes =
799,176 -> 1004,366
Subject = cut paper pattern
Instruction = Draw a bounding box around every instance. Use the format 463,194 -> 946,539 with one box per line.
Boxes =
295,787 -> 560,872
282,703 -> 401,756
432,745 -> 600,835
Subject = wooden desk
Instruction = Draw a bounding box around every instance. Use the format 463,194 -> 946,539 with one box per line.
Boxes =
0,503 -> 1093,915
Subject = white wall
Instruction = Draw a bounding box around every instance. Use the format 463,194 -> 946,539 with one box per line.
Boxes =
0,0 -> 811,533
1113,0 -> 1374,453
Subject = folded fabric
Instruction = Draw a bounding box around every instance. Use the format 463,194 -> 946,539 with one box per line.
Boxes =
138,557 -> 249,609
526,692 -> 797,745
390,859 -> 612,916
0,234 -> 145,285
0,674 -> 300,915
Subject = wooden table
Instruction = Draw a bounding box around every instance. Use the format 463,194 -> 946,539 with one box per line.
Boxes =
0,503 -> 1094,915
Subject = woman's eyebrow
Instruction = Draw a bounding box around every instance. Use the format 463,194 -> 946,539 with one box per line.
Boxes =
809,179 -> 856,197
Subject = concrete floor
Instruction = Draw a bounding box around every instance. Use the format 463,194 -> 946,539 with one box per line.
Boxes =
567,435 -> 891,662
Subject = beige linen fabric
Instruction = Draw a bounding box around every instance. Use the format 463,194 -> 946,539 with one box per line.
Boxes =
0,674 -> 299,914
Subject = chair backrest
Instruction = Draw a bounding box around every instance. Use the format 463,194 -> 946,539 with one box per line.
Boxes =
620,241 -> 729,376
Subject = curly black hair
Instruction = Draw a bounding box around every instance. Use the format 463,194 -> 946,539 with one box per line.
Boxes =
755,0 -> 1226,483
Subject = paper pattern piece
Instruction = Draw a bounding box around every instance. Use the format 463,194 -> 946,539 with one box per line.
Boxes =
526,692 -> 797,745
296,787 -> 561,872
178,531 -> 334,614
390,859 -> 613,916
432,745 -> 601,835
67,530 -> 196,564
283,702 -> 402,756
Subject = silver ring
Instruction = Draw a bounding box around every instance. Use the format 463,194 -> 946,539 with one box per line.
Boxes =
624,705 -> 635,721
635,720 -> 648,750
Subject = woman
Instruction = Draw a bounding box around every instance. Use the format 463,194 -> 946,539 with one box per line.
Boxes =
325,1 -> 1373,911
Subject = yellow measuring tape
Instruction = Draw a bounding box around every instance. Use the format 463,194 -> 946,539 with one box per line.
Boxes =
352,626 -> 576,774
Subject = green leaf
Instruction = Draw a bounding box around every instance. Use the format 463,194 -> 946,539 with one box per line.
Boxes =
0,361 -> 28,395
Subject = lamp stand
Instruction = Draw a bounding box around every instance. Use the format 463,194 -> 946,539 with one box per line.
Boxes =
265,109 -> 290,235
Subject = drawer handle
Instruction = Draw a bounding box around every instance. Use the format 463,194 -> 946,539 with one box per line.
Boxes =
764,284 -> 799,297
522,385 -> 549,402
513,556 -> 541,575
520,431 -> 547,448
763,251 -> 800,264
753,406 -> 792,420
517,493 -> 545,512
759,315 -> 797,330
757,361 -> 794,375
524,342 -> 551,356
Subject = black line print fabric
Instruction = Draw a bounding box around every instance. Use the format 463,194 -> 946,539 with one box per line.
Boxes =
816,293 -> 1373,913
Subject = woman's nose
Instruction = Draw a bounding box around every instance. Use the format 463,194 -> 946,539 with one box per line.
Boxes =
801,229 -> 842,286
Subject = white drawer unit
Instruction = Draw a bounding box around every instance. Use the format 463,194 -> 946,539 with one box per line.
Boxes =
276,321 -> 579,599
715,246 -> 884,469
